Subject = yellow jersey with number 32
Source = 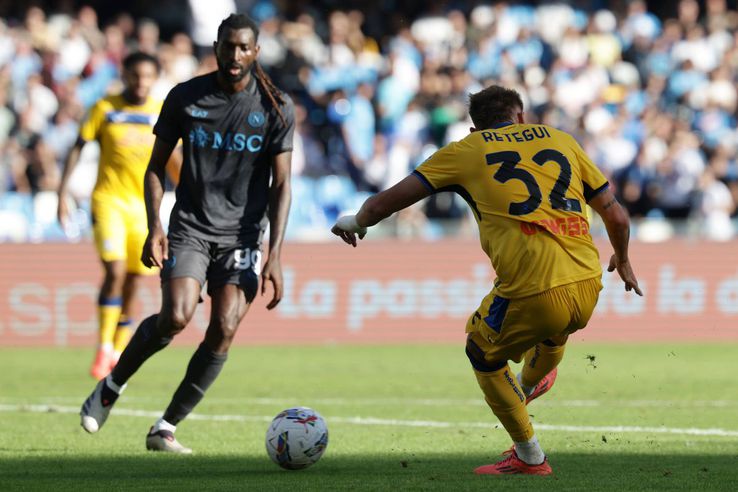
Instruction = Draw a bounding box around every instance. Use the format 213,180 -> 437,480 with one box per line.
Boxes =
414,123 -> 609,299
79,94 -> 162,203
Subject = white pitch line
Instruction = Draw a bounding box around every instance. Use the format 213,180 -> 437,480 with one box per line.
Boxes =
3,396 -> 738,408
2,403 -> 738,438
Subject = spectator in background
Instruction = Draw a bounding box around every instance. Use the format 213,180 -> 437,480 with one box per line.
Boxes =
699,167 -> 735,241
7,108 -> 58,193
187,0 -> 236,58
104,24 -> 128,67
136,18 -> 160,55
0,79 -> 15,146
340,81 -> 375,189
376,50 -> 418,136
2,1 -> 738,243
37,101 -> 82,176
291,102 -> 328,178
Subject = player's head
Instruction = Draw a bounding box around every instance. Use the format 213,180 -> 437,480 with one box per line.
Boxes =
214,14 -> 260,83
468,85 -> 525,131
122,52 -> 160,103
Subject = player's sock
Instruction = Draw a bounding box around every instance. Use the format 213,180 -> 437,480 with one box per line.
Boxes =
98,296 -> 122,349
514,435 -> 546,465
473,364 -> 534,442
102,374 -> 125,403
517,372 -> 535,397
520,341 -> 565,391
110,315 -> 172,387
162,343 -> 228,425
151,417 -> 177,434
112,317 -> 133,359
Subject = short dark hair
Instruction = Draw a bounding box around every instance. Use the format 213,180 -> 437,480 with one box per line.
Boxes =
217,13 -> 260,41
122,51 -> 160,73
468,85 -> 524,129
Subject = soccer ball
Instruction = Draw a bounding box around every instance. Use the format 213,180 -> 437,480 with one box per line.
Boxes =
265,407 -> 329,470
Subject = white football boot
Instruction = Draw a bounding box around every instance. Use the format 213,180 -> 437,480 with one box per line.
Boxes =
80,375 -> 126,433
145,428 -> 193,454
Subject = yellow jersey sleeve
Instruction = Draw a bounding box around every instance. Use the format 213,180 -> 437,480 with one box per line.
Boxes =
569,136 -> 609,201
79,100 -> 107,142
413,141 -> 465,191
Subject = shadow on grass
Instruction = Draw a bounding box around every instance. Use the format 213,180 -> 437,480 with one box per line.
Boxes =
1,452 -> 736,491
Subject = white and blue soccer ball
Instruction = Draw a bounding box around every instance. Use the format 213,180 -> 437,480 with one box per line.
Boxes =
265,407 -> 329,470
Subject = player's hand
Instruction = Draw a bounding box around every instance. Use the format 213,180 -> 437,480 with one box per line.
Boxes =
331,215 -> 367,247
142,225 -> 168,269
607,254 -> 643,296
261,257 -> 283,310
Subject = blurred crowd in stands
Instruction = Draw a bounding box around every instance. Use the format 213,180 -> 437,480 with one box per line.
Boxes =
1,0 -> 737,241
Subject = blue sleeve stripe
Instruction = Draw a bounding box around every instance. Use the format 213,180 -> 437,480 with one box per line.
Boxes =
412,170 -> 435,192
584,181 -> 609,202
105,111 -> 156,125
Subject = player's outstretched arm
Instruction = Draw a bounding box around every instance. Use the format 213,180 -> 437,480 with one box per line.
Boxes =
57,137 -> 86,229
141,137 -> 177,269
589,187 -> 643,296
332,174 -> 431,247
262,151 -> 292,310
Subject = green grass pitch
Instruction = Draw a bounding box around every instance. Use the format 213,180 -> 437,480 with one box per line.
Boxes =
1,343 -> 737,490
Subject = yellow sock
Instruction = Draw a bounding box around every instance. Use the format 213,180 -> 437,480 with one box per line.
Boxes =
473,365 -> 534,442
98,297 -> 122,349
112,318 -> 133,355
521,342 -> 566,390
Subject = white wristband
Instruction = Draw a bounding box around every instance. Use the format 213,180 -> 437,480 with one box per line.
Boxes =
336,215 -> 367,234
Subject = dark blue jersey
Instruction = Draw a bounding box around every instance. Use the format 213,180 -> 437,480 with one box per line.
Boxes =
154,72 -> 295,242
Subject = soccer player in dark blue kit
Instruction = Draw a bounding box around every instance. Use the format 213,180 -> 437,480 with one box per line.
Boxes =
79,14 -> 295,453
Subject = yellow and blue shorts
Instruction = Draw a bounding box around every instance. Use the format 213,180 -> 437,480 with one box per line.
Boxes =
91,195 -> 155,275
465,277 -> 602,370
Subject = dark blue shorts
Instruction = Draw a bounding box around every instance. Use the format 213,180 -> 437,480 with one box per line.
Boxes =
161,233 -> 261,302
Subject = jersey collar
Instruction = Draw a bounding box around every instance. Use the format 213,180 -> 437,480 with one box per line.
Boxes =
244,74 -> 258,95
491,121 -> 514,128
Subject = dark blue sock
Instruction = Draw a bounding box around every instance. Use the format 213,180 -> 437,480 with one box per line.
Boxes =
163,343 -> 227,425
111,315 -> 172,386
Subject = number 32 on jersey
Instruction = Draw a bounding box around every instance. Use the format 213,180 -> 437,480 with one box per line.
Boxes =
486,150 -> 582,216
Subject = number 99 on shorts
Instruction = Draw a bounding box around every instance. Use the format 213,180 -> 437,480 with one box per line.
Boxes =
233,248 -> 262,275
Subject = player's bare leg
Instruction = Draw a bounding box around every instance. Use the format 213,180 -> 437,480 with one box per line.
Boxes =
113,276 -> 200,385
91,260 -> 127,379
146,284 -> 250,453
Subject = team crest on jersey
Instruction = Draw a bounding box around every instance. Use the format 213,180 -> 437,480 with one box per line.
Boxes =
190,126 -> 210,148
248,111 -> 265,127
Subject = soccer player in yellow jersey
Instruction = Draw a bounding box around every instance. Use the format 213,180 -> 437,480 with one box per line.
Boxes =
332,85 -> 642,476
58,52 -> 169,380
